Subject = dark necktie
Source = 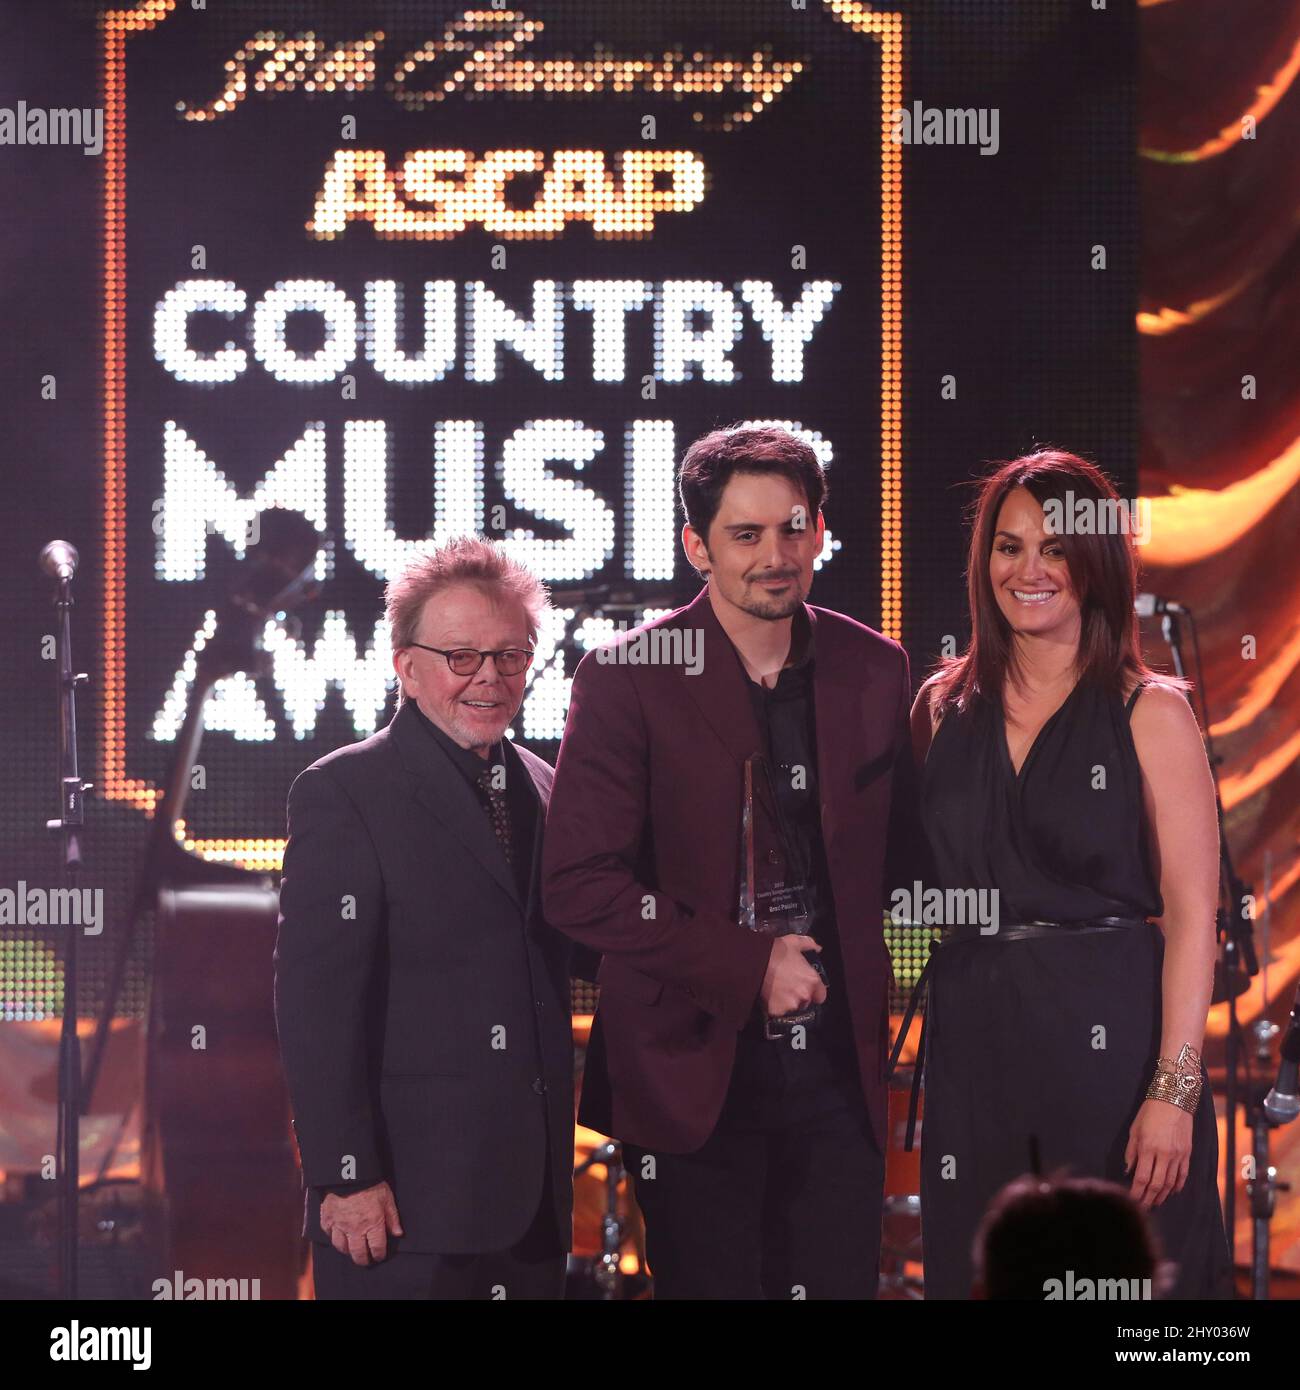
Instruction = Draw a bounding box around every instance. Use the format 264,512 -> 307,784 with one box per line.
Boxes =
475,765 -> 514,868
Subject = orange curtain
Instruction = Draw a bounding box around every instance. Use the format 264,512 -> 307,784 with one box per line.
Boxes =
1140,0 -> 1300,1279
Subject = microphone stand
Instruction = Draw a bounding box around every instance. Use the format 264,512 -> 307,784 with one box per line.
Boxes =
1160,607 -> 1257,1287
1248,1014 -> 1283,1299
83,508 -> 322,1109
45,557 -> 92,1299
1249,853 -> 1295,1300
573,1140 -> 627,1299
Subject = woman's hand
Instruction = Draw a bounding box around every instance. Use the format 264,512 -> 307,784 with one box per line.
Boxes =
1124,1098 -> 1193,1208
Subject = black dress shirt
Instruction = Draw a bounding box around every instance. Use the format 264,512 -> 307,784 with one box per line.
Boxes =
407,701 -> 538,904
722,608 -> 863,1128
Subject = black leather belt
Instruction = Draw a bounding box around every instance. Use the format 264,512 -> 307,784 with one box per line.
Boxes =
885,916 -> 1152,1152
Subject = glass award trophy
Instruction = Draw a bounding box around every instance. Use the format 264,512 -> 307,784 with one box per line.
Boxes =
738,753 -> 826,1040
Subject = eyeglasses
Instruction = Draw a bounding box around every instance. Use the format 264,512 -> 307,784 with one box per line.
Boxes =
407,643 -> 535,677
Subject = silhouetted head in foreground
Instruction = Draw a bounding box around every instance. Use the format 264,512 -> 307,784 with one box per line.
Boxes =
972,1173 -> 1172,1300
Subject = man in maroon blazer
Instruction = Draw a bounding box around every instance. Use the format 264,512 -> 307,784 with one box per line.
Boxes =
541,425 -> 925,1299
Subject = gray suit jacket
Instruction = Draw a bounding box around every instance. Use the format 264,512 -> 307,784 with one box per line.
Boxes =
274,699 -> 574,1254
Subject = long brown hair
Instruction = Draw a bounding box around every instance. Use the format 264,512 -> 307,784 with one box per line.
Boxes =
930,449 -> 1176,714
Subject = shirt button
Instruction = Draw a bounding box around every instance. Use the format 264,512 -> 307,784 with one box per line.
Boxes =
766,849 -> 780,864
532,1077 -> 546,1095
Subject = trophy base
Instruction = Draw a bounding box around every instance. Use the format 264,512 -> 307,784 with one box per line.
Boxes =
763,1006 -> 819,1041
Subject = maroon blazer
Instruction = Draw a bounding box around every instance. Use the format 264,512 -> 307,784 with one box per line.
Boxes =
541,584 -> 924,1154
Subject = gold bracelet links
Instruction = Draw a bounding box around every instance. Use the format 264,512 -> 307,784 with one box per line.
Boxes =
1146,1042 -> 1203,1114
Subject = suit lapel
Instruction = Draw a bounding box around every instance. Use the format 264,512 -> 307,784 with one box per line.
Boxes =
677,586 -> 765,766
808,607 -> 855,853
512,741 -> 551,807
676,589 -> 875,855
511,743 -> 549,931
388,701 -> 520,910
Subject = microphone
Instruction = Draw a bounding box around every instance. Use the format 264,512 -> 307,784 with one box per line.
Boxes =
39,540 -> 80,581
1135,593 -> 1186,618
1263,983 -> 1300,1125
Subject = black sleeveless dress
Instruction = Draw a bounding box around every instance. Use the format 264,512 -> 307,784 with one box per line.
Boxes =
917,678 -> 1233,1299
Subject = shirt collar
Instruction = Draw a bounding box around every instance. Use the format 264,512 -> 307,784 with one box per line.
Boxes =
786,604 -> 815,669
408,699 -> 501,784
732,603 -> 816,693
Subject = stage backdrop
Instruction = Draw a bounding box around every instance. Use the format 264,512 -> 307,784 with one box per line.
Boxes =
1137,0 -> 1300,1276
2,0 -> 1141,1179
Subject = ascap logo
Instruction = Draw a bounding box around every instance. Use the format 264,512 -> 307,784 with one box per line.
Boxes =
307,148 -> 706,240
177,11 -> 805,132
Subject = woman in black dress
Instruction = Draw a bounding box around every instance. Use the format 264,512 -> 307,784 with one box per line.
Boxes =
903,449 -> 1233,1299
